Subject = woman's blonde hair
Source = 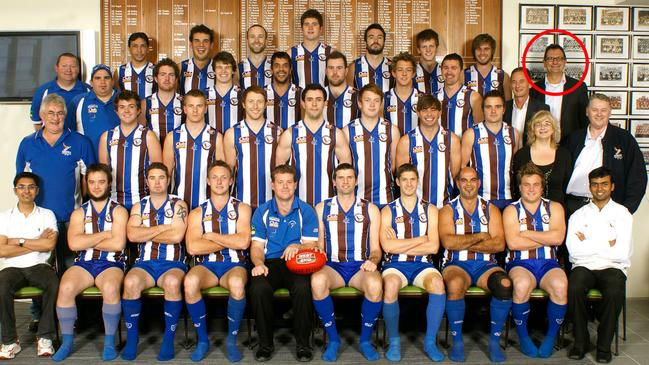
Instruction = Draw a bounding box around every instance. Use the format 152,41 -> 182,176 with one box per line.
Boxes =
526,110 -> 560,147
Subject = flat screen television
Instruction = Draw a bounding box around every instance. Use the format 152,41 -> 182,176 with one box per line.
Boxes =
0,31 -> 81,101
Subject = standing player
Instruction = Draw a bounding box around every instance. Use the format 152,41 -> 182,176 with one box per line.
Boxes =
275,84 -> 352,206
99,90 -> 162,210
461,91 -> 520,210
184,161 -> 251,362
310,163 -> 383,361
121,163 -> 189,361
290,9 -> 331,88
464,34 -> 511,100
266,51 -> 303,130
438,167 -> 512,362
415,29 -> 444,95
344,84 -> 399,208
52,164 -> 127,361
115,32 -> 155,98
380,163 -> 445,362
324,51 -> 359,128
163,89 -> 224,209
142,59 -> 184,144
180,25 -> 215,94
239,24 -> 272,89
384,52 -> 421,135
395,95 -> 461,208
347,23 -> 393,93
223,86 -> 282,210
437,53 -> 483,137
205,51 -> 244,133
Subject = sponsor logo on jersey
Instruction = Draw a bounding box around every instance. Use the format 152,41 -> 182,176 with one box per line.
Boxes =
295,55 -> 305,61
353,135 -> 364,143
203,214 -> 212,222
264,69 -> 272,78
343,99 -> 352,108
382,71 -> 391,78
109,139 -> 120,147
386,105 -> 397,113
412,145 -> 423,153
357,71 -> 369,78
455,218 -> 464,225
296,136 -> 307,144
239,136 -> 250,144
394,216 -> 405,223
61,143 -> 72,156
87,104 -> 98,114
438,143 -> 447,152
491,80 -> 500,88
326,214 -> 338,221
105,213 -> 112,222
269,216 -> 280,228
207,71 -> 215,79
175,141 -> 187,149
145,75 -> 154,83
477,137 -> 489,144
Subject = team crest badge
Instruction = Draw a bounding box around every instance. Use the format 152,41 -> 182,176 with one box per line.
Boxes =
438,143 -> 447,152
202,141 -> 212,150
133,138 -> 142,146
105,214 -> 112,223
87,104 -> 98,114
541,214 -> 550,224
343,99 -> 352,108
164,209 -> 174,218
322,135 -> 332,145
230,98 -> 239,106
437,75 -> 445,83
491,80 -> 500,89
456,99 -> 465,108
378,133 -> 388,142
503,135 -> 512,145
382,71 -> 391,78
264,135 -> 274,144
288,98 -> 297,107
61,143 -> 72,156
264,69 -> 273,78
145,75 -> 154,83
480,215 -> 488,225
227,210 -> 238,220
207,71 -> 215,79
419,213 -> 428,223
354,214 -> 365,223
173,107 -> 183,115
318,53 -> 327,61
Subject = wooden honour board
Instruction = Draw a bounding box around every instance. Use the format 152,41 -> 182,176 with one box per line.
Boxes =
101,0 -> 501,71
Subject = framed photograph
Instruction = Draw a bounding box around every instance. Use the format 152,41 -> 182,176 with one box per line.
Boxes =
525,62 -> 546,83
632,92 -> 649,115
520,34 -> 553,59
594,63 -> 628,87
565,63 -> 591,86
640,146 -> 649,172
633,8 -> 649,31
609,119 -> 627,130
633,36 -> 649,59
632,64 -> 649,87
596,91 -> 628,115
631,120 -> 649,144
521,5 -> 555,30
558,34 -> 592,59
595,7 -> 630,30
558,6 -> 592,30
595,35 -> 629,59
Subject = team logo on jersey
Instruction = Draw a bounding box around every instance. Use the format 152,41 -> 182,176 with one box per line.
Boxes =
480,215 -> 488,225
503,135 -> 512,145
438,143 -> 447,152
437,75 -> 445,83
295,55 -> 305,61
519,217 -> 527,225
109,139 -> 120,147
264,69 -> 272,78
296,136 -> 307,144
239,136 -> 250,144
202,214 -> 212,222
202,141 -> 212,150
87,104 -> 98,114
207,72 -> 215,79
184,71 -> 193,77
145,75 -> 154,83
322,135 -> 332,145
173,107 -> 183,115
61,143 -> 72,156
416,213 -> 427,223
416,76 -> 425,83
326,214 -> 338,221
343,99 -> 353,108
491,80 -> 500,89
379,133 -> 388,142
133,138 -> 142,146
264,135 -> 275,144
175,141 -> 186,149
541,214 -> 550,224
411,105 -> 418,112
382,71 -> 391,78
288,98 -> 297,107
455,218 -> 464,225
318,53 -> 327,61
456,99 -> 465,108
477,137 -> 489,144
412,146 -> 423,153
269,217 -> 280,228
105,213 -> 112,223
149,107 -> 159,115
358,71 -> 369,78
354,214 -> 365,223
241,71 -> 252,77
613,147 -> 623,160
164,209 -> 174,218
227,210 -> 238,220
466,80 -> 477,88
353,135 -> 364,143
394,216 -> 405,223
386,105 -> 397,113
230,98 -> 239,106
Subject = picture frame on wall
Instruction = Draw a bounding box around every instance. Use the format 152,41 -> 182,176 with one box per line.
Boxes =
609,119 -> 628,130
595,63 -> 628,87
633,36 -> 649,60
595,35 -> 629,59
521,5 -> 555,30
633,64 -> 649,87
558,34 -> 592,59
520,34 -> 553,59
525,62 -> 546,83
595,7 -> 630,30
565,63 -> 591,86
630,120 -> 649,143
640,146 -> 649,172
598,91 -> 628,115
633,8 -> 649,31
558,6 -> 592,30
632,92 -> 649,115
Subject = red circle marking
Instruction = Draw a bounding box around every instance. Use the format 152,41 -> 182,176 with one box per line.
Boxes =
521,29 -> 590,97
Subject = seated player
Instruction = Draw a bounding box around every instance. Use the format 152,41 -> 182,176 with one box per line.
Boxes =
380,163 -> 445,362
503,162 -> 567,358
52,164 -> 127,361
184,160 -> 251,362
438,167 -> 512,363
311,163 -> 383,361
121,162 -> 189,361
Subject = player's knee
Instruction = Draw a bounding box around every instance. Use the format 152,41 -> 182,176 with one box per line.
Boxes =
444,275 -> 467,296
101,282 -> 122,302
310,271 -> 329,296
228,275 -> 246,299
123,275 -> 144,297
364,275 -> 383,300
183,273 -> 201,294
549,278 -> 568,302
512,276 -> 532,299
57,279 -> 78,300
382,275 -> 401,302
487,271 -> 513,300
424,274 -> 445,294
162,273 -> 182,293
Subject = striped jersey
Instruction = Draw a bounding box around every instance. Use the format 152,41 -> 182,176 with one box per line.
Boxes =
325,86 -> 359,128
444,196 -> 494,264
436,85 -> 475,137
507,198 -> 557,262
383,197 -> 431,263
231,120 -> 282,209
464,65 -> 505,97
290,42 -> 332,88
265,83 -> 302,130
145,92 -> 184,143
238,57 -> 272,89
75,200 -> 124,263
180,58 -> 215,94
322,196 -> 371,263
105,124 -> 151,210
469,122 -> 515,201
136,195 -> 185,262
196,197 -> 247,263
205,85 -> 243,133
352,55 -> 393,93
171,123 -> 221,209
407,126 -> 453,208
117,62 -> 156,98
347,118 -> 394,207
290,120 -> 337,206
384,87 -> 420,135
415,62 -> 444,95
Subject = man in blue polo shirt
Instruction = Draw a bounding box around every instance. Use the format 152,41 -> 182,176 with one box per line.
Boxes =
249,164 -> 318,362
66,64 -> 119,157
30,53 -> 90,131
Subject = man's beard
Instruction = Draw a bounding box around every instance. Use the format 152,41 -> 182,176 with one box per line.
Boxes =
89,190 -> 110,202
367,45 -> 384,56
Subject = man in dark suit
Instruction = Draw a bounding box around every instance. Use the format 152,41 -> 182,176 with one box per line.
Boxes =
530,44 -> 588,143
504,67 -> 550,145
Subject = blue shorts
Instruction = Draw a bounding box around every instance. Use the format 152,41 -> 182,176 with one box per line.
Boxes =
327,261 -> 363,286
443,260 -> 499,286
490,199 -> 514,211
506,259 -> 561,286
132,260 -> 187,282
382,261 -> 439,287
74,260 -> 124,278
199,261 -> 246,279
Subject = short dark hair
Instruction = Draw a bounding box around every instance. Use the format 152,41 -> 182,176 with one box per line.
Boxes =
543,44 -> 567,61
416,28 -> 440,48
213,51 -> 237,71
358,83 -> 384,102
396,163 -> 418,179
183,89 -> 207,105
326,51 -> 348,67
14,172 -> 40,188
442,53 -> 464,69
114,90 -> 141,111
85,163 -> 113,186
510,67 -> 528,78
301,84 -> 327,101
56,52 -> 79,67
189,24 -> 214,43
391,52 -> 417,71
153,58 -> 180,78
242,85 -> 267,103
482,90 -> 506,109
246,24 -> 267,38
207,160 -> 233,177
271,164 -> 297,182
301,9 -> 323,27
128,32 -> 149,47
270,51 -> 291,67
146,162 -> 169,178
471,33 -> 496,60
333,162 -> 357,179
588,166 -> 614,185
517,162 -> 546,190
416,94 -> 441,112
364,23 -> 386,42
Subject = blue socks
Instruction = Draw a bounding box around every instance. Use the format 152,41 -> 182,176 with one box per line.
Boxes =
187,299 -> 209,361
383,301 -> 400,361
52,306 -> 76,361
52,334 -> 74,362
512,301 -> 537,357
121,298 -> 142,360
359,298 -> 382,361
158,299 -> 182,361
225,297 -> 246,362
446,298 -> 465,362
424,294 -> 445,362
314,296 -> 340,361
489,298 -> 512,363
538,301 -> 567,358
102,302 -> 121,361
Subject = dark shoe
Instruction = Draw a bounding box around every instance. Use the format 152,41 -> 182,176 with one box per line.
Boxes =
296,346 -> 313,362
255,346 -> 274,362
568,347 -> 585,360
28,320 -> 39,333
596,351 -> 612,363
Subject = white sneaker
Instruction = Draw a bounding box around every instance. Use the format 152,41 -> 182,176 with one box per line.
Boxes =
37,338 -> 53,357
0,342 -> 21,359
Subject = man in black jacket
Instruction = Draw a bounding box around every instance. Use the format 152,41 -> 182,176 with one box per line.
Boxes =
504,67 -> 550,145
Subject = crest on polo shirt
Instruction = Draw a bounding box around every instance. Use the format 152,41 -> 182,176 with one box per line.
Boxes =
61,143 -> 72,156
87,104 -> 98,114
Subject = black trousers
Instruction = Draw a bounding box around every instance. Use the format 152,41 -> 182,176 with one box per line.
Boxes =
248,258 -> 314,349
0,264 -> 59,343
568,266 -> 626,355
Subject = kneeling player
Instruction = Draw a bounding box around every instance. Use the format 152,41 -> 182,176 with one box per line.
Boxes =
380,164 -> 445,362
184,161 -> 251,362
53,164 -> 127,361
503,163 -> 567,358
122,162 -> 189,361
311,163 -> 383,361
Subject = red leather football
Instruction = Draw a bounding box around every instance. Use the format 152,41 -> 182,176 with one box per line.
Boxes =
286,248 -> 326,275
